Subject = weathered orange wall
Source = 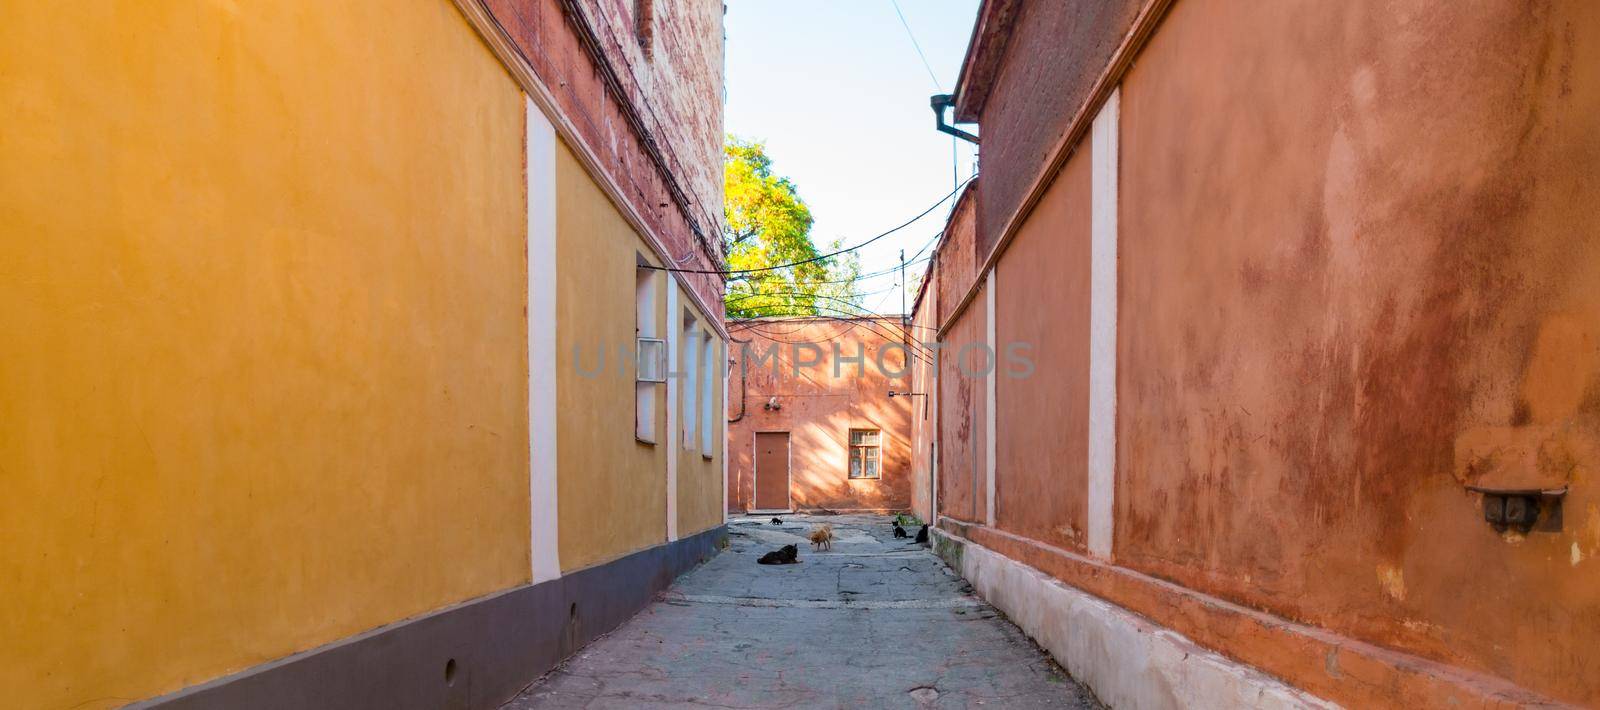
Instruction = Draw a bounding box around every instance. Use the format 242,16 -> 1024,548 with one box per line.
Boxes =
1116,0 -> 1600,702
963,0 -> 1140,259
727,319 -> 912,513
934,194 -> 981,524
935,191 -> 979,328
909,270 -> 940,523
993,148 -> 1093,552
938,285 -> 987,525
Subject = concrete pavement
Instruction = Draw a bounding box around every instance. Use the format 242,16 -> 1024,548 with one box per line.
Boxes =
503,515 -> 1100,709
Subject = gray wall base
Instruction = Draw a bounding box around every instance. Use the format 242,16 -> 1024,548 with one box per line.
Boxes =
134,526 -> 727,710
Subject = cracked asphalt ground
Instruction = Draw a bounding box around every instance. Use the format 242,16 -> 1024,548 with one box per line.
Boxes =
503,515 -> 1100,709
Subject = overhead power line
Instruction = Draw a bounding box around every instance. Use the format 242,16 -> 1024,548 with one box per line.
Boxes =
725,285 -> 899,307
732,313 -> 939,366
731,252 -> 933,287
889,0 -> 942,90
646,176 -> 973,277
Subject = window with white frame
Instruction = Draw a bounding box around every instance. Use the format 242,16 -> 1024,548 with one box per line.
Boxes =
700,333 -> 715,457
848,429 -> 881,479
681,310 -> 698,451
634,261 -> 664,443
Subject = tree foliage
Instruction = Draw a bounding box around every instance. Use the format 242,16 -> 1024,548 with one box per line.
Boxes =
723,136 -> 860,319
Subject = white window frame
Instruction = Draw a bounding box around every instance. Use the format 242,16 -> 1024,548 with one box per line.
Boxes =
700,334 -> 715,458
849,428 -> 883,480
681,311 -> 699,451
635,263 -> 661,443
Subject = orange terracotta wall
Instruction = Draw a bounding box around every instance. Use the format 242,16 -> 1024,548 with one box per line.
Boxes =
935,190 -> 979,327
937,288 -> 987,525
727,319 -> 913,513
992,147 -> 1093,553
931,186 -> 982,525
909,271 -> 939,523
966,0 -> 1139,258
1114,0 -> 1600,702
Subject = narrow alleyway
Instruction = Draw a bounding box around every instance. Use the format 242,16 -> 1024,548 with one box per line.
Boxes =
503,515 -> 1099,709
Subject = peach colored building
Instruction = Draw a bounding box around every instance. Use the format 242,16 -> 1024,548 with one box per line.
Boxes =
727,317 -> 914,514
911,0 -> 1600,707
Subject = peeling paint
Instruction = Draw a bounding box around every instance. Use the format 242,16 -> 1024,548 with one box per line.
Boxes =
1377,565 -> 1407,602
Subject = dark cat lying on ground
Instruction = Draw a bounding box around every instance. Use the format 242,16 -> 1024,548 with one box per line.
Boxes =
757,544 -> 799,565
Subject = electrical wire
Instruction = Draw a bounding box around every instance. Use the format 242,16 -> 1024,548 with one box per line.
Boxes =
732,305 -> 938,357
728,297 -> 936,354
725,285 -> 897,307
732,308 -> 929,346
646,176 -> 973,276
889,0 -> 942,90
733,316 -> 937,368
731,252 -> 933,287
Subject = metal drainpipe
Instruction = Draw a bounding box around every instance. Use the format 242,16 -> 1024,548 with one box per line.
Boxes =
930,94 -> 979,144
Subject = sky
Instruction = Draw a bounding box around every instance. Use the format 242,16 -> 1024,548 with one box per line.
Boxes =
723,0 -> 982,315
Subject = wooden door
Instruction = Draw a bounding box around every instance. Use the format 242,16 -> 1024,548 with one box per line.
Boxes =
754,432 -> 791,511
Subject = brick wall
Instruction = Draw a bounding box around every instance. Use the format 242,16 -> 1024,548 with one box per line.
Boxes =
484,0 -> 725,308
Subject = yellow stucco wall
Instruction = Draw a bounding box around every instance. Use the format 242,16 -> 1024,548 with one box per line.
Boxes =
0,3 -> 529,708
554,144 -> 727,570
678,320 -> 727,537
555,143 -> 670,571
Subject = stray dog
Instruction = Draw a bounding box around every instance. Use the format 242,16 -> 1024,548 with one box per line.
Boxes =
757,544 -> 799,565
808,524 -> 834,551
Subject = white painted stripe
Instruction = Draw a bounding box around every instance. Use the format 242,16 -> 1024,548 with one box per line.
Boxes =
526,97 -> 561,584
931,440 -> 940,528
721,340 -> 730,523
1087,88 -> 1120,560
984,269 -> 997,528
665,285 -> 680,542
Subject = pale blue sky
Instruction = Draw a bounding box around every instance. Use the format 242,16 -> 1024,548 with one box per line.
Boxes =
724,0 -> 981,314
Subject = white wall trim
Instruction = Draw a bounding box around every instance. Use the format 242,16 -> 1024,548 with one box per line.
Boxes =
984,269 -> 998,528
1087,87 -> 1120,560
665,286 -> 680,542
931,440 -> 940,528
526,97 -> 561,584
934,530 -> 1337,710
721,344 -> 730,522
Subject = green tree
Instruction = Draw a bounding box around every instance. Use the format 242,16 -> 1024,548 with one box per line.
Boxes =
723,136 -> 860,319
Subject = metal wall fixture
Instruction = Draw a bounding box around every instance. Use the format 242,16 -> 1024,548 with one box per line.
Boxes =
1472,486 -> 1567,534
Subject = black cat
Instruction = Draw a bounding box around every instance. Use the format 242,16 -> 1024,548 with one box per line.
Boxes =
757,544 -> 799,565
913,524 -> 929,544
769,517 -> 783,525
892,524 -> 908,538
